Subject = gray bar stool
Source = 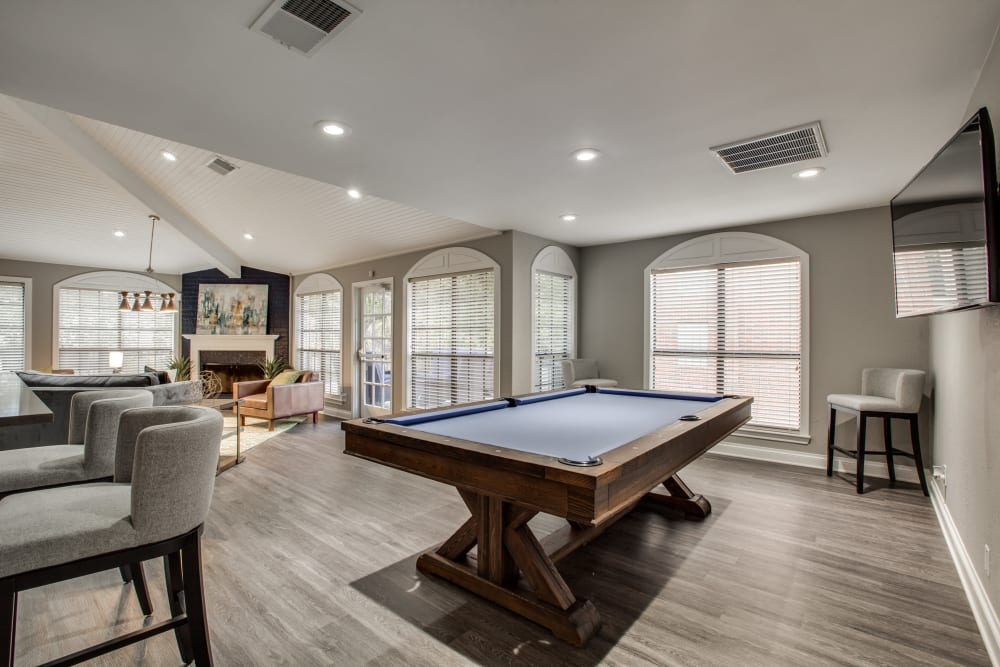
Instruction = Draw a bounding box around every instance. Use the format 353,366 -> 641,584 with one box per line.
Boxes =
826,368 -> 929,495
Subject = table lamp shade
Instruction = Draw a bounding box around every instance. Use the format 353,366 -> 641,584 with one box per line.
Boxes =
108,351 -> 124,369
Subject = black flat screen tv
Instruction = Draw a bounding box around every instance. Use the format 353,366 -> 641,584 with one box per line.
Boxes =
890,107 -> 1000,317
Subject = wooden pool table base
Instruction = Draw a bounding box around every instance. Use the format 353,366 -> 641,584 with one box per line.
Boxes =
416,477 -> 710,645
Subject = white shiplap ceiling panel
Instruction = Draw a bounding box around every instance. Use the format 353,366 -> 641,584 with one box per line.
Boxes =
69,114 -> 496,275
0,109 -> 217,274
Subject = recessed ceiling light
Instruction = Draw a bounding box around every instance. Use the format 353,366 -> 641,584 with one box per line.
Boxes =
243,233 -> 254,240
161,150 -> 177,162
560,214 -> 577,222
113,230 -> 125,238
794,167 -> 825,179
347,189 -> 362,199
572,148 -> 600,162
317,121 -> 351,137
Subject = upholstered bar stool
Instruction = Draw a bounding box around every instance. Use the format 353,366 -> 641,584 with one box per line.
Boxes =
0,390 -> 156,614
0,406 -> 223,666
826,368 -> 929,496
560,359 -> 619,388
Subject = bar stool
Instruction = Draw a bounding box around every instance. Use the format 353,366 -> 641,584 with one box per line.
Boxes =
826,368 -> 929,495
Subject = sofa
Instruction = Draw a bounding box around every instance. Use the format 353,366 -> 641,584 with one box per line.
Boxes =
233,370 -> 324,431
0,372 -> 203,451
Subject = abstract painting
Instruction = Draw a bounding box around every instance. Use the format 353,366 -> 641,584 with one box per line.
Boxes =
196,284 -> 269,335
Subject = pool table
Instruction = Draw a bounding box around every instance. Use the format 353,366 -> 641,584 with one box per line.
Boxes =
342,386 -> 752,645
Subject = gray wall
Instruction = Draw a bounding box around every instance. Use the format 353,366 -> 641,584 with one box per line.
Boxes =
292,231 -> 578,416
0,258 -> 180,370
579,207 -> 929,457
928,33 -> 1000,612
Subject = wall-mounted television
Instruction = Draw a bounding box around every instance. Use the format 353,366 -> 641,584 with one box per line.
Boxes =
891,107 -> 1000,318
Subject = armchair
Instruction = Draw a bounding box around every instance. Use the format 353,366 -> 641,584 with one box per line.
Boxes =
233,371 -> 324,431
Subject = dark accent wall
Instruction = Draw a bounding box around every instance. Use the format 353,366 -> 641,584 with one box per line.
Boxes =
181,266 -> 290,362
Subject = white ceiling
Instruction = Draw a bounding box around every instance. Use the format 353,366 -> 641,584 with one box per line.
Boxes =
1,0 -> 999,271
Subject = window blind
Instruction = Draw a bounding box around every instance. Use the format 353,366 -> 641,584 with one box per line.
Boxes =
0,282 -> 26,372
296,290 -> 342,396
409,270 -> 495,409
57,288 -> 176,375
650,259 -> 802,430
533,270 -> 573,391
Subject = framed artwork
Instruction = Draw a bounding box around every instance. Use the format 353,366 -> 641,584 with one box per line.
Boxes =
196,284 -> 269,335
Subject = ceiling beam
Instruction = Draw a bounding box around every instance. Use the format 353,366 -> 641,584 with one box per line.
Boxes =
0,95 -> 243,278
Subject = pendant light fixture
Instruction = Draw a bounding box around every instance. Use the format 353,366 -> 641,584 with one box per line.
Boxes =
117,215 -> 179,314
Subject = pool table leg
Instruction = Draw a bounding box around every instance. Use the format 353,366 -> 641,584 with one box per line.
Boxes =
641,474 -> 712,519
416,490 -> 602,646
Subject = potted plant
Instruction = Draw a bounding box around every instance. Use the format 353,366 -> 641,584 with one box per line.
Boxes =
258,357 -> 290,380
167,356 -> 192,381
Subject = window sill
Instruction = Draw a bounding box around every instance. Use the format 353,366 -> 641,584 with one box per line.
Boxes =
732,426 -> 811,447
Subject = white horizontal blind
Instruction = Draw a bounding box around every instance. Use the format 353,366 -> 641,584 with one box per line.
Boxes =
894,246 -> 988,315
57,288 -> 175,375
409,270 -> 494,409
0,282 -> 26,372
533,270 -> 573,391
650,259 -> 801,430
296,290 -> 342,396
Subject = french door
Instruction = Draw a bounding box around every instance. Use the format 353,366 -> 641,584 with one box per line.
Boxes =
356,281 -> 393,419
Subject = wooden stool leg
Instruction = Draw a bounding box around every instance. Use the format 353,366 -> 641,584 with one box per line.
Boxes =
181,532 -> 213,666
909,415 -> 929,496
1,579 -> 15,667
826,406 -> 837,476
130,561 -> 153,616
856,414 -> 867,494
883,417 -> 896,486
164,552 -> 193,663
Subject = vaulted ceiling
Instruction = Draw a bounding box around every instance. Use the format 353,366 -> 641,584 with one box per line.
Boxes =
0,1 -> 999,275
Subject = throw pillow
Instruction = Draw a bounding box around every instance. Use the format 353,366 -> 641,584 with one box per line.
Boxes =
144,365 -> 172,385
270,370 -> 304,385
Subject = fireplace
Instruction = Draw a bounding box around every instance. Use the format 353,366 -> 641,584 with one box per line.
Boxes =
182,335 -> 280,395
200,350 -> 266,395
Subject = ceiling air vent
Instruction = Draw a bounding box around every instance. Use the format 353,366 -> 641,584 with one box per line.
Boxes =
250,0 -> 362,56
206,156 -> 238,176
711,122 -> 828,174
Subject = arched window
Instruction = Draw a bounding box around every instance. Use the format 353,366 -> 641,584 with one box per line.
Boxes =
294,273 -> 343,398
645,233 -> 810,436
54,271 -> 179,375
531,246 -> 576,391
404,247 -> 500,409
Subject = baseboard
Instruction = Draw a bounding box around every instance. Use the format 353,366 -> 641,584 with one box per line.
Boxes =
709,440 -> 921,483
929,480 -> 1000,665
321,407 -> 351,420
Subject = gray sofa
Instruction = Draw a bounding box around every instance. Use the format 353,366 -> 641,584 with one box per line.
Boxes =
0,374 -> 203,451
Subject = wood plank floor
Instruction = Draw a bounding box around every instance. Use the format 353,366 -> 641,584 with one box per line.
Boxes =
13,416 -> 988,666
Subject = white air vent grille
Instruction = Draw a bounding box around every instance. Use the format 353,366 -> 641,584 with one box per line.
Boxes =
206,156 -> 237,176
251,0 -> 361,56
711,122 -> 827,174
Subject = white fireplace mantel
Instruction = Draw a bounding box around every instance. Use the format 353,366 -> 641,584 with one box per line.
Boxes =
182,335 -> 279,378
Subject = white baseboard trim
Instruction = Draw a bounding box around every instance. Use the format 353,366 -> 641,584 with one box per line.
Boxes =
929,480 -> 1000,666
321,407 -> 351,420
709,440 -> 920,483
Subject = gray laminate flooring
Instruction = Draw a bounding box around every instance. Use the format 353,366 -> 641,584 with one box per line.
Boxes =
13,416 -> 988,666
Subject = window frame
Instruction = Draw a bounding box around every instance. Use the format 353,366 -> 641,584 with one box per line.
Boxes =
643,232 -> 811,444
530,246 -> 577,392
0,276 -> 31,372
403,247 -> 501,409
52,271 -> 179,375
293,272 -> 344,402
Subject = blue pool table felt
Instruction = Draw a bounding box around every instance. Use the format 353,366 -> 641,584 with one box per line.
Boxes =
393,390 -> 721,462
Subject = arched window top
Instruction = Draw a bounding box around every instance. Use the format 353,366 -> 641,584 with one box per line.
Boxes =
647,232 -> 808,273
531,246 -> 576,278
296,272 -> 343,295
406,247 -> 499,280
54,270 -> 177,294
